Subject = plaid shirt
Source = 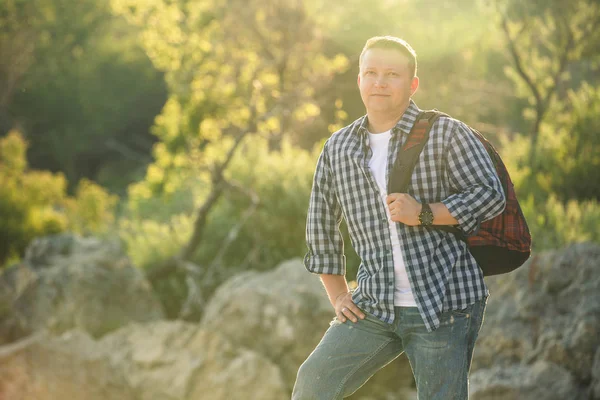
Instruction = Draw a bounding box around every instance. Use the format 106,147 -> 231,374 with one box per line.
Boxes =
304,100 -> 506,331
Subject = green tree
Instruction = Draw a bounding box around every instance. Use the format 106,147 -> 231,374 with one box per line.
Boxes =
497,0 -> 600,195
111,0 -> 348,317
1,0 -> 167,193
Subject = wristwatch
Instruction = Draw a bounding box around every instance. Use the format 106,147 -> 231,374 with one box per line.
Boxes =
418,203 -> 434,226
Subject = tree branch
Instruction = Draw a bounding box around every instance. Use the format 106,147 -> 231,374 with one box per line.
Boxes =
529,13 -> 575,167
500,15 -> 544,135
204,178 -> 260,277
146,82 -> 305,284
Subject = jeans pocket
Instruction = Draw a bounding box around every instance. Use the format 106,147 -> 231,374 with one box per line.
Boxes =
451,306 -> 474,319
451,298 -> 487,320
412,318 -> 454,349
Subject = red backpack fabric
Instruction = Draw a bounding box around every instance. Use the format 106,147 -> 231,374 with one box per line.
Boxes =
388,110 -> 532,276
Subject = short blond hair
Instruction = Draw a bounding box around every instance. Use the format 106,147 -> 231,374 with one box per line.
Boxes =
359,36 -> 418,77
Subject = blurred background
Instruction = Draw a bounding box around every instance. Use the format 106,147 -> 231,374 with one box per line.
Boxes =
0,0 -> 599,317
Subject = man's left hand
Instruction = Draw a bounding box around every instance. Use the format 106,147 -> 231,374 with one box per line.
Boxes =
386,193 -> 421,226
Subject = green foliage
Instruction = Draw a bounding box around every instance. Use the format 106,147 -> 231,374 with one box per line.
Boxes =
548,83 -> 600,200
120,214 -> 194,270
520,195 -> 600,250
109,0 -> 352,313
497,0 -> 600,199
1,0 -> 166,193
64,178 -> 120,234
111,0 -> 349,153
120,133 -> 367,316
497,83 -> 600,203
500,0 -> 600,103
119,137 -> 317,316
0,131 -> 118,267
121,135 -> 316,265
205,137 -> 316,269
499,131 -> 600,250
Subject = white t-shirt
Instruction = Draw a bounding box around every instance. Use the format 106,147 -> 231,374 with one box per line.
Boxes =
367,130 -> 417,307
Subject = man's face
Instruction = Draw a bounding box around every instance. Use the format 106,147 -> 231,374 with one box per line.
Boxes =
358,48 -> 419,117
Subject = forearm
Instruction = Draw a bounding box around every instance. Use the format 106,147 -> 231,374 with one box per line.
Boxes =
320,274 -> 350,308
429,202 -> 459,226
387,194 -> 460,226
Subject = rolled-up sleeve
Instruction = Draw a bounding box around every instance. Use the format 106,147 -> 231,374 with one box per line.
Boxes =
441,121 -> 506,236
304,140 -> 346,275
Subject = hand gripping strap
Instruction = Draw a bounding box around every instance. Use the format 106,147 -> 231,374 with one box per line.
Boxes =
387,110 -> 465,239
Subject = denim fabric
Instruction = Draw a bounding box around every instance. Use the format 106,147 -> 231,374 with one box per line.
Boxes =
292,298 -> 486,400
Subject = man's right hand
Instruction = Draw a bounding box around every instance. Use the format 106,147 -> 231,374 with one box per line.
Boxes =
335,292 -> 365,323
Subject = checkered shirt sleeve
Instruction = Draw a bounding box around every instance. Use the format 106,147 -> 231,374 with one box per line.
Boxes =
441,120 -> 506,236
304,140 -> 346,275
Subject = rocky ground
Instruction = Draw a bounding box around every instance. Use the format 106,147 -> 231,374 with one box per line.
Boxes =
0,234 -> 598,399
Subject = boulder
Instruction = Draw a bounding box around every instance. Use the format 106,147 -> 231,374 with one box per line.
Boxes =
0,233 -> 164,344
473,242 -> 600,395
593,347 -> 600,399
100,320 -> 288,400
200,258 -> 333,386
470,361 -> 584,400
0,321 -> 289,400
0,330 -> 135,400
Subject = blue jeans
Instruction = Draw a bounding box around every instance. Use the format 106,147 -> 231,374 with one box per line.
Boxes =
292,298 -> 486,400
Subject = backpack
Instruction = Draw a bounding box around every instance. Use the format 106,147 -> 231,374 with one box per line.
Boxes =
388,110 -> 532,276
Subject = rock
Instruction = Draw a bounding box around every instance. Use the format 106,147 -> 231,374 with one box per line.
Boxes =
99,320 -> 289,400
200,258 -> 335,386
0,321 -> 289,400
0,233 -> 164,344
0,330 -> 135,400
474,321 -> 536,370
470,361 -> 584,400
3,238 -> 595,399
473,243 -> 600,395
536,316 -> 600,382
593,347 -> 600,399
200,258 -> 416,398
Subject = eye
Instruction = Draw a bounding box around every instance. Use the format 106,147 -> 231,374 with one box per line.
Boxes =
387,71 -> 398,76
365,71 -> 375,75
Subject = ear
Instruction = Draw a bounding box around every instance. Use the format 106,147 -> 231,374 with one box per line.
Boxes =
409,76 -> 419,96
357,73 -> 361,87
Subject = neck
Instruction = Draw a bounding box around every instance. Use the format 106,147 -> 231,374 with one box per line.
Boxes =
366,112 -> 402,134
366,104 -> 409,133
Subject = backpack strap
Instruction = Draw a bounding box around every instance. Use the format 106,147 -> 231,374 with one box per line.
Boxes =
387,110 -> 444,193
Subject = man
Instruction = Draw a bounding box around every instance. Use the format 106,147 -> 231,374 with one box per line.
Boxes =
292,36 -> 506,399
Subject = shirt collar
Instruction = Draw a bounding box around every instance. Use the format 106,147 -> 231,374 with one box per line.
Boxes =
358,99 -> 422,137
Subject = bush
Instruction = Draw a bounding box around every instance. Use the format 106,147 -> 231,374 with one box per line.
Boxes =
521,195 -> 600,250
0,131 -> 118,267
498,131 -> 600,250
120,135 -> 364,316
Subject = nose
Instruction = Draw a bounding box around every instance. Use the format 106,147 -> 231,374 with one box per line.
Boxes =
374,76 -> 388,87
